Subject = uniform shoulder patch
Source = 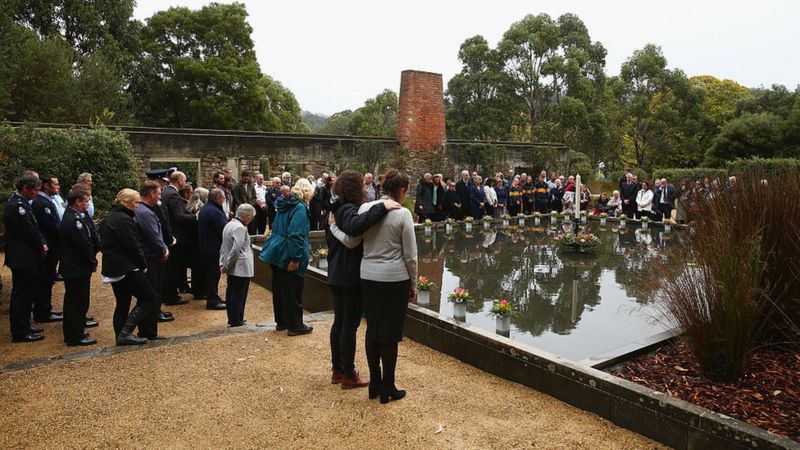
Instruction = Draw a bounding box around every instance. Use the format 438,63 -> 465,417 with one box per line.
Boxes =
18,206 -> 26,215
76,221 -> 84,230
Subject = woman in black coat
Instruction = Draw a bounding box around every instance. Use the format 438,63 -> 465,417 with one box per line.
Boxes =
325,170 -> 400,388
100,188 -> 160,346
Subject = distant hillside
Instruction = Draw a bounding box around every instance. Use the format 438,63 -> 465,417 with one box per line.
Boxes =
302,111 -> 329,132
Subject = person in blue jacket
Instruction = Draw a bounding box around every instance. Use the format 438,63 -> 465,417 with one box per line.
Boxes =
469,176 -> 486,220
260,178 -> 315,336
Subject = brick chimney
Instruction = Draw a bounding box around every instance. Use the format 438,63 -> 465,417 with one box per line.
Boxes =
397,70 -> 447,152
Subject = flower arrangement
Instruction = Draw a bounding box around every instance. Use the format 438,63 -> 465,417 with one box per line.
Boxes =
555,231 -> 600,252
517,212 -> 525,217
424,219 -> 433,225
315,248 -> 329,258
550,210 -> 557,216
534,211 -> 542,217
501,213 -> 511,220
490,299 -> 515,317
580,210 -> 587,216
663,218 -> 675,225
641,216 -> 650,223
483,215 -> 492,222
599,213 -> 608,218
445,217 -> 456,225
417,276 -> 436,291
464,216 -> 474,223
447,287 -> 470,304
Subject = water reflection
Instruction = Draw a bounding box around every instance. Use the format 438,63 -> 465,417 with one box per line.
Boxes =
413,220 -> 680,362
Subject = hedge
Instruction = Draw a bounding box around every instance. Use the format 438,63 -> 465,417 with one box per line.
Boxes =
0,124 -> 139,215
725,157 -> 800,176
652,168 -> 727,182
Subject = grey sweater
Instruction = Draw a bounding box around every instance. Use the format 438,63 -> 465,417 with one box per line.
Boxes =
358,196 -> 418,290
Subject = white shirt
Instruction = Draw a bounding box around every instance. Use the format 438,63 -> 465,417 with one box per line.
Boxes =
255,183 -> 267,204
484,186 -> 498,206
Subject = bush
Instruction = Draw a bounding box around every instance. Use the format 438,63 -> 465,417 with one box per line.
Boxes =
725,157 -> 800,177
652,168 -> 727,183
657,168 -> 800,381
0,124 -> 139,215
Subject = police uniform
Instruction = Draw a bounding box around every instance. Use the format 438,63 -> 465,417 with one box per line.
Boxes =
31,192 -> 63,321
4,192 -> 47,341
59,208 -> 100,344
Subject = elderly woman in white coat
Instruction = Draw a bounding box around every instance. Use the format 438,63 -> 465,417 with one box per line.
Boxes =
220,204 -> 256,327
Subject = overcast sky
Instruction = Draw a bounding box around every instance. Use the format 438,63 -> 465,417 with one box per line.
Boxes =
134,0 -> 800,116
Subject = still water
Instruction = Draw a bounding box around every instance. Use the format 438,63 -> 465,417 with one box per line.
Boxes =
314,219 -> 681,363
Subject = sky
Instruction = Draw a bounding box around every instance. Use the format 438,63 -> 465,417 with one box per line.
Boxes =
134,0 -> 800,116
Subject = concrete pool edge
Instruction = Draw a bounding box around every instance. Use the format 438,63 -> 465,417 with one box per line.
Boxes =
404,304 -> 797,450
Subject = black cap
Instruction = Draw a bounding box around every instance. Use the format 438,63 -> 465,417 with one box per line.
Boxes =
146,167 -> 176,182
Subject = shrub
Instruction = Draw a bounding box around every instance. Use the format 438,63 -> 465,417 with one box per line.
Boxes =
0,124 -> 139,215
725,157 -> 800,177
652,168 -> 727,183
657,168 -> 800,381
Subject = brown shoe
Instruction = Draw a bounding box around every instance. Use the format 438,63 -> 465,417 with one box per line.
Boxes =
331,370 -> 344,384
341,371 -> 370,389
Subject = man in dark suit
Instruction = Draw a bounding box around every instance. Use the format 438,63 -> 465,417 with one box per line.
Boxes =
161,171 -> 197,310
198,188 -> 228,310
59,185 -> 100,346
455,170 -> 471,220
620,172 -> 639,218
146,169 -> 183,318
232,170 -> 257,233
5,174 -> 48,342
652,178 -> 678,221
31,175 -> 64,323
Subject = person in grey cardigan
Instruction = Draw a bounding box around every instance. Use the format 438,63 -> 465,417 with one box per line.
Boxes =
220,204 -> 256,327
134,181 -> 169,339
358,169 -> 417,404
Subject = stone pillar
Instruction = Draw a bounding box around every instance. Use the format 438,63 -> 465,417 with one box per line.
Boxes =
397,70 -> 447,152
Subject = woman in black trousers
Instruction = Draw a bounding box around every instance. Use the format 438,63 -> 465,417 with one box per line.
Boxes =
326,170 -> 400,388
100,189 -> 159,346
358,169 -> 417,403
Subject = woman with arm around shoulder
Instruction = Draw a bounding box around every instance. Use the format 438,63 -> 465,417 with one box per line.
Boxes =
259,179 -> 314,336
325,170 -> 401,388
359,169 -> 417,403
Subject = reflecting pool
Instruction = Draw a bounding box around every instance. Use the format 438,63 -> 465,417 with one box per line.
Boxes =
311,219 -> 681,363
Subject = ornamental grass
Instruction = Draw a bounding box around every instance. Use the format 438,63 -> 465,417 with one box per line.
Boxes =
656,169 -> 800,382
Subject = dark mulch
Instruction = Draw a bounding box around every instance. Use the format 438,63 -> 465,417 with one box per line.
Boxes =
614,341 -> 800,442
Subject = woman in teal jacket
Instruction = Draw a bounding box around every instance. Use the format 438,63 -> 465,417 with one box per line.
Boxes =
260,178 -> 315,336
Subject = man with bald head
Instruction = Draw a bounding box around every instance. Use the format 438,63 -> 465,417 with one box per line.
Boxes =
162,170 -> 198,308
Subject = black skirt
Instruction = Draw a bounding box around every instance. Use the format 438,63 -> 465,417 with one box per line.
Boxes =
361,279 -> 410,344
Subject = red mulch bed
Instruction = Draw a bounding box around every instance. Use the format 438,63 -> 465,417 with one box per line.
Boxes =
613,341 -> 800,442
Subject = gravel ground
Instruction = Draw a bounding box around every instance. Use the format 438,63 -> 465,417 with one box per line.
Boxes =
0,256 -> 662,449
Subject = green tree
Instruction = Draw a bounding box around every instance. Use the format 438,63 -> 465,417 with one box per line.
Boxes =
611,44 -> 703,169
319,110 -> 354,135
348,89 -> 397,137
704,112 -> 790,166
301,111 -> 328,132
446,35 -> 522,140
130,3 -> 269,130
497,13 -> 607,143
260,75 -> 309,133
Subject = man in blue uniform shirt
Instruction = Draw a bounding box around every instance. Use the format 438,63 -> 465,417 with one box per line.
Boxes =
5,174 -> 49,342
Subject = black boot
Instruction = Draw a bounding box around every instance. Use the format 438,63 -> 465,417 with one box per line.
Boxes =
365,337 -> 381,400
379,342 -> 405,404
116,306 -> 148,346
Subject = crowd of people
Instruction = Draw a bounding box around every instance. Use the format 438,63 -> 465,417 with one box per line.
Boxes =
4,166 -> 417,404
409,168 -> 728,224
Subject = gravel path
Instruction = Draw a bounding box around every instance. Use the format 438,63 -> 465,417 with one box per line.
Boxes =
0,257 -> 662,449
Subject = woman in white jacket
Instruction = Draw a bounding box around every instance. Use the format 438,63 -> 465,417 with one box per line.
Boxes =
636,181 -> 654,220
483,177 -> 498,218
